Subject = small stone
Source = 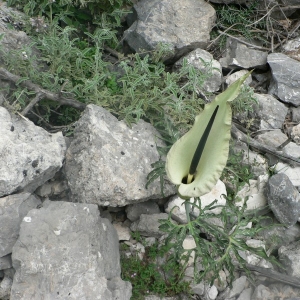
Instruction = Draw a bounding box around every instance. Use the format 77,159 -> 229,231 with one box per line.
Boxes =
228,276 -> 248,298
225,70 -> 252,86
291,124 -> 300,145
279,240 -> 300,278
265,173 -> 300,227
0,255 -> 12,271
208,285 -> 218,300
125,200 -> 160,222
191,282 -> 205,296
236,287 -> 253,300
130,213 -> 169,238
251,284 -> 271,300
113,223 -> 131,241
255,129 -> 288,148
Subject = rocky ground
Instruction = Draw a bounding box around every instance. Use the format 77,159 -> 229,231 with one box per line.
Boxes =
1,0 -> 300,299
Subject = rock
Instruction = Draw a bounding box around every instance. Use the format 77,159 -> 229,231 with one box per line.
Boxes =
165,180 -> 227,223
0,192 -> 41,257
282,142 -> 300,158
274,162 -> 300,188
208,285 -> 218,300
191,282 -> 205,296
264,174 -> 300,227
182,236 -> 196,266
113,223 -> 131,241
213,270 -> 227,292
10,200 -> 132,300
234,93 -> 288,131
268,53 -> 300,106
219,37 -> 268,69
268,283 -> 300,299
233,141 -> 269,178
65,104 -> 175,207
259,218 -> 300,251
0,107 -> 66,197
283,36 -> 300,61
0,255 -> 12,270
251,284 -> 272,300
174,48 -> 222,92
291,123 -> 300,145
278,240 -> 300,278
123,0 -> 216,62
236,175 -> 268,212
130,213 -> 169,238
0,275 -> 13,300
228,276 -> 248,298
291,107 -> 300,123
125,200 -> 160,222
236,287 -> 252,300
255,129 -> 288,148
225,70 -> 252,86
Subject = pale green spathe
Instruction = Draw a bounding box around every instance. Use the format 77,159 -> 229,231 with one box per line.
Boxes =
165,73 -> 251,198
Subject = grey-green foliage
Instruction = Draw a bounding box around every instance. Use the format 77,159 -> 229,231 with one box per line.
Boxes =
1,21 -> 218,130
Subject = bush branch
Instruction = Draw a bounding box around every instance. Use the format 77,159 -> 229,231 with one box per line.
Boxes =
0,67 -> 86,114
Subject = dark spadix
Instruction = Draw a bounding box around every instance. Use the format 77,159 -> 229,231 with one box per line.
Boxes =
187,105 -> 219,184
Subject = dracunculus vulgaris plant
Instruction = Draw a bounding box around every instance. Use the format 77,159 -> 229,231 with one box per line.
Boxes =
165,72 -> 251,216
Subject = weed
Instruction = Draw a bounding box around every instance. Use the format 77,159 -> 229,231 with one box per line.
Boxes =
121,240 -> 191,299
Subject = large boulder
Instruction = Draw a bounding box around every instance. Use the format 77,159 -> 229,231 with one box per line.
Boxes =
123,0 -> 216,62
0,193 -> 41,257
10,200 -> 132,300
65,104 -> 175,206
0,107 -> 66,197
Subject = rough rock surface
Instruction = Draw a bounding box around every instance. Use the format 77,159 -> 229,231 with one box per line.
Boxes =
0,193 -> 41,257
268,53 -> 300,106
235,93 -> 288,131
65,104 -> 175,206
220,37 -> 268,69
125,200 -> 160,222
0,107 -> 66,197
10,200 -> 132,300
264,174 -> 300,227
124,0 -> 216,62
174,48 -> 222,92
279,240 -> 300,278
130,213 -> 169,237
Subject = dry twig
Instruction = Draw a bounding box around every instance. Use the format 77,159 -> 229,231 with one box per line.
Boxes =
0,67 -> 86,115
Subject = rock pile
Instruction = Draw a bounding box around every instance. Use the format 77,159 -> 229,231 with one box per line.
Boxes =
2,0 -> 300,299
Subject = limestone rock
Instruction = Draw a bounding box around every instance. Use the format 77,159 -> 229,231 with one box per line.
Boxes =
268,53 -> 300,106
0,255 -> 12,271
0,193 -> 41,257
225,69 -> 252,86
235,175 -> 268,212
235,93 -> 288,131
279,240 -> 300,278
165,180 -> 227,223
291,123 -> 300,145
65,104 -> 175,207
0,107 -> 66,197
0,275 -> 13,300
275,162 -> 300,188
265,174 -> 300,227
220,37 -> 268,69
123,0 -> 216,62
10,200 -> 132,300
130,213 -> 169,238
125,200 -> 160,222
255,129 -> 288,148
174,48 -> 222,92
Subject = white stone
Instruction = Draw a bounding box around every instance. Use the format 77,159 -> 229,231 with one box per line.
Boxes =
237,287 -> 253,300
275,162 -> 300,187
291,123 -> 300,145
113,223 -> 131,241
225,70 -> 252,86
236,175 -> 268,211
228,276 -> 248,298
166,180 -> 227,223
208,285 -> 218,300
